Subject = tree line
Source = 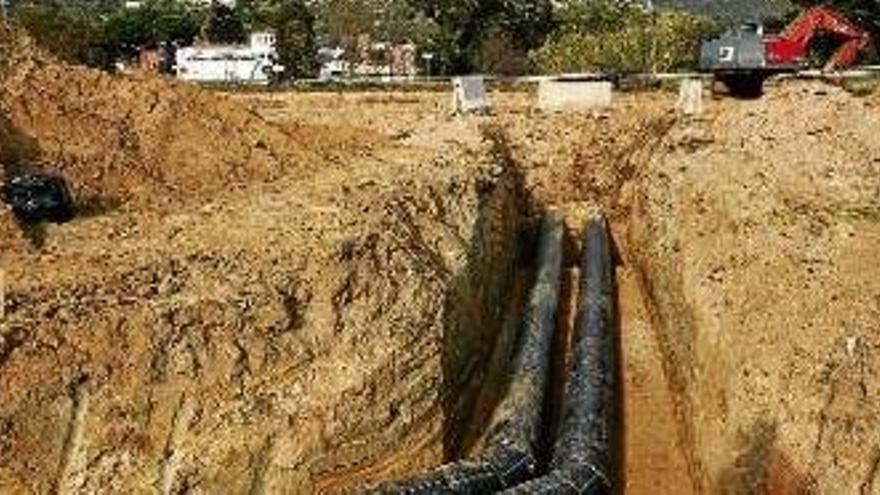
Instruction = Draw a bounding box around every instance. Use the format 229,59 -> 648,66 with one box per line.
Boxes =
6,0 -> 318,79
8,0 -> 830,78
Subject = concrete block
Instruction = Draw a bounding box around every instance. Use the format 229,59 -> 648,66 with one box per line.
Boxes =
537,80 -> 613,113
452,76 -> 490,114
677,79 -> 704,116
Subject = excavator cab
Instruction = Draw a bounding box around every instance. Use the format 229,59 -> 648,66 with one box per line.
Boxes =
700,24 -> 783,97
700,24 -> 768,71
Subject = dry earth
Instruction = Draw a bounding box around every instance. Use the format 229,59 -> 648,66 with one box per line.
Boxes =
1,28 -> 525,493
633,81 -> 880,494
2,25 -> 880,494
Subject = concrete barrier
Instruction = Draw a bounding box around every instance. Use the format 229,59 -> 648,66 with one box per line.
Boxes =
452,76 -> 491,114
537,80 -> 613,113
677,78 -> 704,116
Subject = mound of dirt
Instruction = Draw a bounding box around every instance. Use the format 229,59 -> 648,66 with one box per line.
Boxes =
0,132 -> 526,495
0,26 -> 534,493
632,80 -> 880,492
0,26 -> 326,249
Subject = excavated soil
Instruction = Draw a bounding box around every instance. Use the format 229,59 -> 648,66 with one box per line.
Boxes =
0,25 -> 369,226
632,80 -> 880,494
3,24 -> 880,493
1,29 -> 525,494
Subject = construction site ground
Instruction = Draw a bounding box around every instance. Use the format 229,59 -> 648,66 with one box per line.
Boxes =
2,30 -> 880,494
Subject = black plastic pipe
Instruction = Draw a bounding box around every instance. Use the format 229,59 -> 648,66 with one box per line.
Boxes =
370,213 -> 565,494
499,214 -> 617,495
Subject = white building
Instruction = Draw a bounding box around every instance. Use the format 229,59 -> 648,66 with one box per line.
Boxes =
175,31 -> 282,85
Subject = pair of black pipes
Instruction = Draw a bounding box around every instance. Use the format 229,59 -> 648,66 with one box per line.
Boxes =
372,213 -> 616,494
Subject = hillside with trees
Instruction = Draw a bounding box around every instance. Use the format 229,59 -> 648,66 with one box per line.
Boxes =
534,1 -> 719,74
7,0 -> 880,78
655,0 -> 792,24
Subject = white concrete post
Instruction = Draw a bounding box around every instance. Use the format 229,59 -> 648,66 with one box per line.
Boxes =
451,76 -> 490,114
677,78 -> 704,116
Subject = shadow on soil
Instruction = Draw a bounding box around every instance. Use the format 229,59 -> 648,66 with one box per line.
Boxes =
439,125 -> 532,461
715,420 -> 817,495
610,232 -> 625,494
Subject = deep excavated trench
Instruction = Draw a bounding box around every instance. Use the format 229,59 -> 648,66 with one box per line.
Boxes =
5,38 -> 880,492
356,114 -> 669,493
0,83 -> 701,493
342,92 -> 729,494
0,32 -> 700,491
370,214 -> 566,493
373,213 -> 618,495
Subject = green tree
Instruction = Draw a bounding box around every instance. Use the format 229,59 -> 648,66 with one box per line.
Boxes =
274,0 -> 317,79
474,0 -> 555,74
405,0 -> 555,74
534,1 -> 719,74
205,1 -> 247,44
236,0 -> 278,31
11,2 -> 114,69
474,22 -> 530,75
498,0 -> 555,50
555,0 -> 640,34
103,0 -> 201,60
374,0 -> 439,45
314,0 -> 377,48
308,0 -> 439,73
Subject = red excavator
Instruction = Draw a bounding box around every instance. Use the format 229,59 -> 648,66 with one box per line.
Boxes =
700,1 -> 873,96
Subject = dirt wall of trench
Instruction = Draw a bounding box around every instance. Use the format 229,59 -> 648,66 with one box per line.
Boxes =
0,151 -> 526,494
0,28 -> 529,493
630,81 -> 880,493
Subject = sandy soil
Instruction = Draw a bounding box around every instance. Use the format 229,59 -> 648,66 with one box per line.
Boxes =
1,28 -> 525,493
633,80 -> 880,493
3,24 -> 880,494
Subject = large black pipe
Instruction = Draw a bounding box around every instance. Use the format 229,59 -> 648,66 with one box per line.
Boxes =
500,214 -> 617,495
370,213 -> 565,494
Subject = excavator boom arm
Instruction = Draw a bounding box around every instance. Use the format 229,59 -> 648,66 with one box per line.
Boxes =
766,6 -> 871,69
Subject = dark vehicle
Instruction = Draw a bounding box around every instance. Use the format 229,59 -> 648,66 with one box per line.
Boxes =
1,173 -> 75,224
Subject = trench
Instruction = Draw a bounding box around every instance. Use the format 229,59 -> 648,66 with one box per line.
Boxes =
0,85 -> 698,493
304,88 -> 880,494
313,129 -> 534,492
348,116 -> 690,494
368,211 -> 619,494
